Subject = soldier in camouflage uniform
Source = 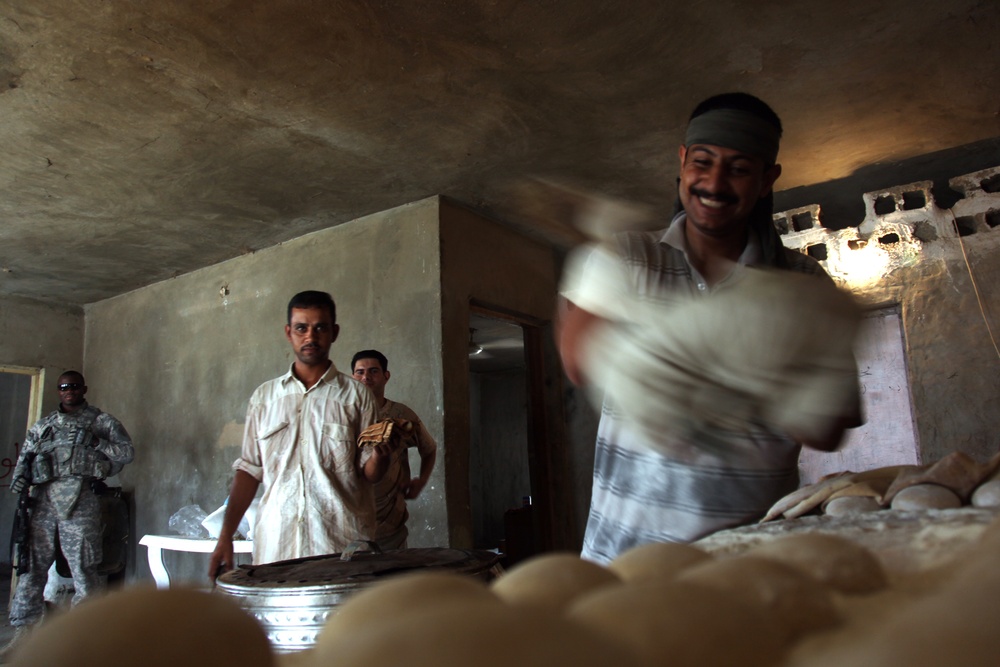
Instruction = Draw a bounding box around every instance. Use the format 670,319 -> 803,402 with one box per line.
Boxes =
5,371 -> 134,639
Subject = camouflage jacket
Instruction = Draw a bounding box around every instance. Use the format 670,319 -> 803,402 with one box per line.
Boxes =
12,402 -> 134,517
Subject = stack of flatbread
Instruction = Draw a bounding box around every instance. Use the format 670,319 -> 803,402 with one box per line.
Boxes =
357,418 -> 415,450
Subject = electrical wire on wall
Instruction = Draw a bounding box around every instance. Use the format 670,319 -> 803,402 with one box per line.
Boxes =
950,210 -> 1000,363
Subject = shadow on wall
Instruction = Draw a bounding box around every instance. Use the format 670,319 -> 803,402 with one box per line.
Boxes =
775,137 -> 1000,230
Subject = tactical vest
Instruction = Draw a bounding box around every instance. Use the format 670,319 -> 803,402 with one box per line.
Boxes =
30,408 -> 111,483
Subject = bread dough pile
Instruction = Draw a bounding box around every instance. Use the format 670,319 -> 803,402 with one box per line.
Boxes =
568,249 -> 862,454
697,506 -> 1000,577
19,514 -> 999,666
312,568 -> 637,667
606,541 -> 711,583
762,451 -> 1000,522
293,523 -> 1000,666
488,551 -> 621,612
783,515 -> 1000,666
676,555 -> 840,641
8,586 -> 274,667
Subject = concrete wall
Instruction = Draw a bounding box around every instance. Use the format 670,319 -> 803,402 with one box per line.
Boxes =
778,165 -> 1000,465
0,295 -> 84,409
83,198 -> 446,584
866,232 -> 1000,463
0,294 -> 84,563
438,199 -> 577,550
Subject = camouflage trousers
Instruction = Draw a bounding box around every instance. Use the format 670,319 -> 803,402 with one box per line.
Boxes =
9,485 -> 103,626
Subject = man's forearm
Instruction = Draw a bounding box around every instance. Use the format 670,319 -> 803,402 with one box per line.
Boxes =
418,450 -> 436,484
219,470 -> 260,539
556,298 -> 606,387
362,445 -> 391,483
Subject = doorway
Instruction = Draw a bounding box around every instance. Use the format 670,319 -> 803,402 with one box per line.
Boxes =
467,306 -> 553,564
0,367 -> 41,565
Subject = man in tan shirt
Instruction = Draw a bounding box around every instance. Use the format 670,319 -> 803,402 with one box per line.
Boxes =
352,349 -> 437,550
209,291 -> 392,576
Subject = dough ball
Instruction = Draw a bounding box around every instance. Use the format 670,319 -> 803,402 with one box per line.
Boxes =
971,479 -> 1000,508
824,495 -> 882,516
975,512 -> 1000,552
608,541 -> 712,583
945,514 -> 1000,589
792,576 -> 1000,666
568,580 -> 785,667
9,585 -> 273,667
677,555 -> 840,641
747,533 -> 887,594
316,572 -> 498,648
891,483 -> 962,510
489,552 -> 621,611
315,600 -> 641,667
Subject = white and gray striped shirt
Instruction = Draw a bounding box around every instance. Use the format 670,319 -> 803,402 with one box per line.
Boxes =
562,212 -> 830,564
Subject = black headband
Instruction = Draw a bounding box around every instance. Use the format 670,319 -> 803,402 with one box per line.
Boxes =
684,109 -> 781,164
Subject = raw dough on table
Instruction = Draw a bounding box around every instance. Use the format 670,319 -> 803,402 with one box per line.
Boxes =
489,552 -> 621,612
747,533 -> 887,594
607,541 -> 712,583
890,483 -> 962,511
677,555 -> 841,642
568,580 -> 785,667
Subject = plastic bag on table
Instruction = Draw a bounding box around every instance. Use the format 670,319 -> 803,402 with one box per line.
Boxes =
168,504 -> 209,538
201,498 -> 259,540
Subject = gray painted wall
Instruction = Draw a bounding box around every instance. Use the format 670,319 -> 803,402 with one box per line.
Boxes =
0,296 -> 84,564
0,295 -> 84,404
859,231 -> 1000,464
778,166 -> 1000,466
437,200 -> 575,550
83,198 -> 445,585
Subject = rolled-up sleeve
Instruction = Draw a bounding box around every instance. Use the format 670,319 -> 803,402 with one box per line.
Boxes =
560,241 -> 632,321
354,392 -> 378,472
414,419 -> 437,458
233,398 -> 265,481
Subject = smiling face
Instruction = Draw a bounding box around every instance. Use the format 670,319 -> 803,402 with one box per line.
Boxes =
285,306 -> 339,368
677,143 -> 781,240
352,357 -> 390,401
57,372 -> 87,411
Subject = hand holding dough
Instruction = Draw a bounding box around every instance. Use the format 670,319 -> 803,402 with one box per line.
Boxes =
577,263 -> 862,456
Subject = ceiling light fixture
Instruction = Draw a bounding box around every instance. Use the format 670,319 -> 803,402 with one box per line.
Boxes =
468,328 -> 483,356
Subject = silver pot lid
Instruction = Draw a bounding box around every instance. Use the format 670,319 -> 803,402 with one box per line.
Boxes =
217,541 -> 501,590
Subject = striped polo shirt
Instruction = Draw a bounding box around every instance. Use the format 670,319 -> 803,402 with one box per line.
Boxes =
562,212 -> 830,564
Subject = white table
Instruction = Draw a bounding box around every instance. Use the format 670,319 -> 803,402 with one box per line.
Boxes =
139,534 -> 253,589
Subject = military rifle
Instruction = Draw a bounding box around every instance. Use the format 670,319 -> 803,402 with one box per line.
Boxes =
10,452 -> 35,575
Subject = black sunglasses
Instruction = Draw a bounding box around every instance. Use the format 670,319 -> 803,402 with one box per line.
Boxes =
58,383 -> 83,391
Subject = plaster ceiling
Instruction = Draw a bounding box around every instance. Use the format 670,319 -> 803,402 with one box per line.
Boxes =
2,0 -> 998,306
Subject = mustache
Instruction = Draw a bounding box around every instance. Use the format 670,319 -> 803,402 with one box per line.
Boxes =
690,187 -> 737,206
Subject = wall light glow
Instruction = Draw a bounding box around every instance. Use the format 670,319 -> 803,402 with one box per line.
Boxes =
826,240 -> 893,290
